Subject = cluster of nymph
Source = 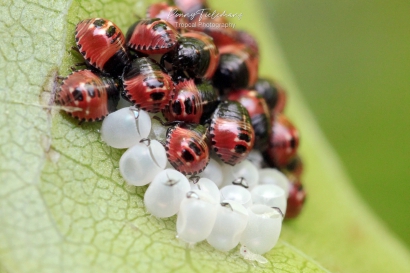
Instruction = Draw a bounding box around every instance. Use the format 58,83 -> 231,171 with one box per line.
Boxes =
55,0 -> 306,260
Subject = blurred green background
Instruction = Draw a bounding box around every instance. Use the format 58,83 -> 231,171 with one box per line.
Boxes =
262,0 -> 410,247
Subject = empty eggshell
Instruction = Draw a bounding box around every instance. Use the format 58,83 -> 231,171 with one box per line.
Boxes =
258,168 -> 290,197
176,190 -> 219,243
220,185 -> 252,208
144,169 -> 190,218
247,150 -> 264,169
101,107 -> 151,149
190,177 -> 221,203
251,184 -> 287,216
221,160 -> 259,189
198,158 -> 224,187
240,204 -> 282,255
119,140 -> 167,186
207,200 -> 249,251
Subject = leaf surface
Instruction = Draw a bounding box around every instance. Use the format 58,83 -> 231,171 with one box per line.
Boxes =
1,0 -> 410,272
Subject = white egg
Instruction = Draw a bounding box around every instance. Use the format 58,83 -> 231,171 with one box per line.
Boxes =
207,200 -> 249,252
221,160 -> 259,190
220,185 -> 252,208
144,169 -> 190,218
251,184 -> 287,217
176,190 -> 219,243
101,107 -> 151,149
119,140 -> 167,186
190,177 -> 221,203
198,158 -> 224,187
258,168 -> 290,198
240,204 -> 282,254
247,150 -> 264,169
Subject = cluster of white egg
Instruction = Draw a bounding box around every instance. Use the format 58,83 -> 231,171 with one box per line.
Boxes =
100,104 -> 291,257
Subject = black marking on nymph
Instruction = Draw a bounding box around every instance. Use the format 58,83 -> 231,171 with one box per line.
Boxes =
290,138 -> 297,149
234,144 -> 247,154
172,100 -> 182,115
189,142 -> 202,156
106,26 -> 116,38
238,133 -> 251,142
184,98 -> 193,114
150,92 -> 165,101
72,88 -> 84,101
182,149 -> 195,162
93,19 -> 106,28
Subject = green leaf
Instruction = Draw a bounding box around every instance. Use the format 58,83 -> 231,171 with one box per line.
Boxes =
1,0 -> 410,272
